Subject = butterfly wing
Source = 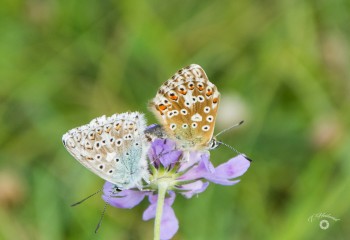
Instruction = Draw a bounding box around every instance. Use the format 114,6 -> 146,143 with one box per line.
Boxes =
62,112 -> 149,189
149,64 -> 220,150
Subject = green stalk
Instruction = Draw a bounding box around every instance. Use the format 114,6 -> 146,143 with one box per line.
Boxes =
154,181 -> 168,240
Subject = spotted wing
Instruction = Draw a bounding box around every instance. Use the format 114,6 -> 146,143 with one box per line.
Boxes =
149,64 -> 220,150
62,112 -> 149,189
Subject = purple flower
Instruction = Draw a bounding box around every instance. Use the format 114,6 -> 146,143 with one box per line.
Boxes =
148,138 -> 182,169
103,138 -> 250,239
102,183 -> 178,240
102,182 -> 147,209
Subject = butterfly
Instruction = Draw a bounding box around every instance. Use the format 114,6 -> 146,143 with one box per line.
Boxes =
62,112 -> 150,190
149,64 -> 221,151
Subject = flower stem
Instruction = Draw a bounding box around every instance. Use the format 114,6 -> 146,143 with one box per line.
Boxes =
154,181 -> 168,240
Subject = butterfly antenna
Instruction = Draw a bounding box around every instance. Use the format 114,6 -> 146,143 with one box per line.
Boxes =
95,193 -> 111,233
216,141 -> 252,162
215,120 -> 244,138
71,189 -> 102,207
216,141 -> 242,155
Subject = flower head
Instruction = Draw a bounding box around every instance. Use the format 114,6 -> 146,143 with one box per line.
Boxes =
103,138 -> 250,239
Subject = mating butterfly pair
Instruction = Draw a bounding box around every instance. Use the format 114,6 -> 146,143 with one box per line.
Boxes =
62,64 -> 222,189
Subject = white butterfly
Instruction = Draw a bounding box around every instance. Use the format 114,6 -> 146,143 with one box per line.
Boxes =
62,112 -> 149,189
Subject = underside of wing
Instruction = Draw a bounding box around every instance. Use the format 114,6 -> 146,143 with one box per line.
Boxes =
149,64 -> 220,150
62,112 -> 149,189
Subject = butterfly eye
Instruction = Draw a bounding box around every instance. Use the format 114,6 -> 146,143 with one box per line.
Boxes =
180,109 -> 188,115
170,124 -> 177,130
172,110 -> 179,116
110,137 -> 115,143
95,154 -> 102,160
213,97 -> 219,104
108,169 -> 113,174
210,139 -> 217,149
182,123 -> 188,129
185,101 -> 191,107
115,158 -> 120,162
204,106 -> 211,113
191,122 -> 198,128
99,164 -> 104,170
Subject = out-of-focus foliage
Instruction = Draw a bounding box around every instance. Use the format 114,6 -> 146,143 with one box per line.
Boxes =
0,0 -> 349,239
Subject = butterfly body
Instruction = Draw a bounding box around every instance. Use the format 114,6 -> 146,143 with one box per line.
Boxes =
149,64 -> 220,151
62,112 -> 149,189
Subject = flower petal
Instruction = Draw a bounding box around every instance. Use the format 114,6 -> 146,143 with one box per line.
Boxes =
142,201 -> 157,221
148,139 -> 182,168
177,156 -> 214,182
178,151 -> 208,172
205,155 -> 250,185
159,204 -> 179,240
148,191 -> 176,205
102,182 -> 147,209
178,180 -> 209,198
205,178 -> 241,186
214,154 -> 250,178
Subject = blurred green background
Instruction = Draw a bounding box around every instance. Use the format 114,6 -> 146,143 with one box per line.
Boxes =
1,0 -> 349,239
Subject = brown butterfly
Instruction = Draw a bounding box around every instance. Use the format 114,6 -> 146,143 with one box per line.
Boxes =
149,64 -> 221,151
